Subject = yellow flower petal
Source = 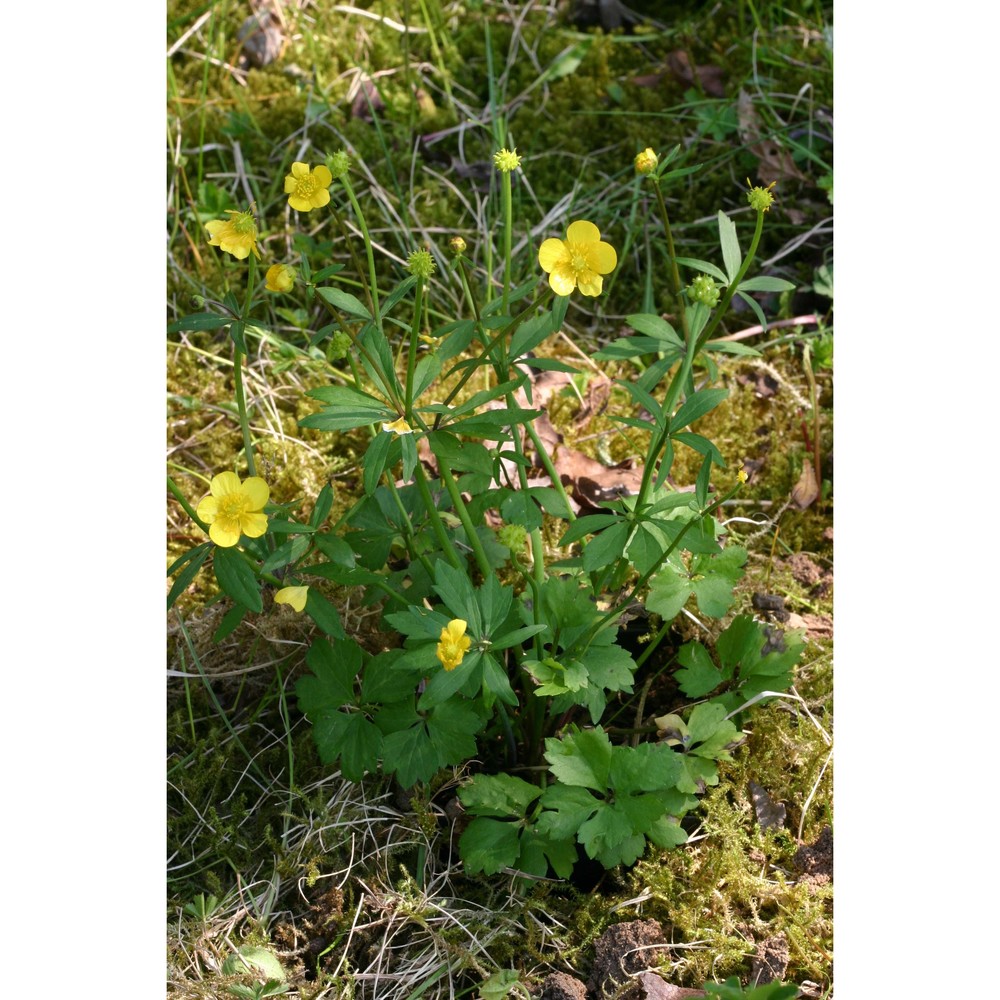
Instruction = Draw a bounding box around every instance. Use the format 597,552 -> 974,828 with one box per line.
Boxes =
275,586 -> 309,612
538,238 -> 570,273
382,417 -> 413,435
548,265 -> 578,296
284,175 -> 298,194
576,273 -> 604,297
566,219 -> 601,244
589,241 -> 618,274
313,165 -> 333,187
209,520 -> 242,547
196,496 -> 220,521
241,512 -> 270,538
241,477 -> 270,509
311,188 -> 331,208
290,161 -> 309,178
288,194 -> 312,212
211,471 -> 242,497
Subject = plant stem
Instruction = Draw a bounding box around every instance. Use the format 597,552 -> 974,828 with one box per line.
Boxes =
404,275 -> 425,419
651,179 -> 690,342
435,457 -> 493,578
339,174 -> 383,336
233,255 -> 259,477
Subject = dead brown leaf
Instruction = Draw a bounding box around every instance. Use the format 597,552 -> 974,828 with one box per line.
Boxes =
749,781 -> 787,831
665,50 -> 726,98
634,972 -> 707,1000
737,90 -> 807,185
790,461 -> 819,509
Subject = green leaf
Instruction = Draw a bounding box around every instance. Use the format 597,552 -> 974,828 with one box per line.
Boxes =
674,256 -> 728,283
559,513 -> 621,546
459,817 -> 523,875
167,543 -> 210,609
675,641 -> 723,697
545,727 -> 613,790
362,429 -> 394,496
625,313 -> 684,349
537,783 -> 601,840
671,388 -> 729,432
583,642 -> 636,695
704,340 -> 762,357
509,309 -> 556,359
309,483 -> 334,528
736,275 -> 796,293
695,451 -> 713,507
212,604 -> 246,642
260,535 -> 311,575
411,353 -> 442,402
646,567 -> 692,621
500,491 -> 543,530
300,638 -> 357,706
458,772 -> 542,817
578,804 -> 646,867
305,589 -> 345,638
313,533 -> 356,567
212,546 -> 262,612
718,210 -> 742,283
735,290 -> 769,331
316,285 -> 371,319
582,521 -> 630,573
167,312 -> 231,333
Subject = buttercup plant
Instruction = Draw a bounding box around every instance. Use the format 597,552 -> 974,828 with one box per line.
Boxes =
168,142 -> 803,877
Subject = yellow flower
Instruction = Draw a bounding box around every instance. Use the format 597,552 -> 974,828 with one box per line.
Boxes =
205,209 -> 261,260
284,162 -> 333,212
265,264 -> 296,293
196,472 -> 269,547
538,220 -> 617,297
436,619 -> 471,671
634,147 -> 658,175
382,417 -> 413,435
737,469 -> 749,484
274,586 -> 309,612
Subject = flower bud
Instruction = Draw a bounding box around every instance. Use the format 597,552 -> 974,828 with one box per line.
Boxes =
406,248 -> 436,279
449,235 -> 467,256
687,274 -> 721,307
264,263 -> 297,293
634,147 -> 658,175
326,150 -> 351,180
327,330 -> 352,361
746,179 -> 777,213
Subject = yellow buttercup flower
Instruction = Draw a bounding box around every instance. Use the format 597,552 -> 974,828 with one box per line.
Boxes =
196,472 -> 269,547
265,264 -> 296,293
284,162 -> 333,212
274,586 -> 309,612
205,209 -> 261,261
538,220 -> 617,297
436,619 -> 471,671
382,417 -> 413,435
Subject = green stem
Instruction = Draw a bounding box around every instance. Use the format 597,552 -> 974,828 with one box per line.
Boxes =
233,254 -> 258,477
435,455 -> 493,579
167,476 -> 207,532
500,167 -> 513,320
339,174 -> 383,336
404,275 -> 425,418
651,179 -> 690,342
412,462 -> 463,569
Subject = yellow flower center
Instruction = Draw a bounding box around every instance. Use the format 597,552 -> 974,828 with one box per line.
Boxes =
295,176 -> 317,197
219,494 -> 249,519
570,250 -> 589,274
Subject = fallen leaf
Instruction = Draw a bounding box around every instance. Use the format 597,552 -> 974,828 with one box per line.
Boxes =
665,51 -> 726,98
790,461 -> 819,509
635,972 -> 707,999
749,781 -> 787,831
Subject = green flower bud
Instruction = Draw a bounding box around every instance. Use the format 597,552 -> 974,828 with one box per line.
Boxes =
746,179 -> 777,213
327,330 -> 352,361
498,523 -> 527,553
407,248 -> 436,279
326,150 -> 351,180
687,274 -> 721,307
